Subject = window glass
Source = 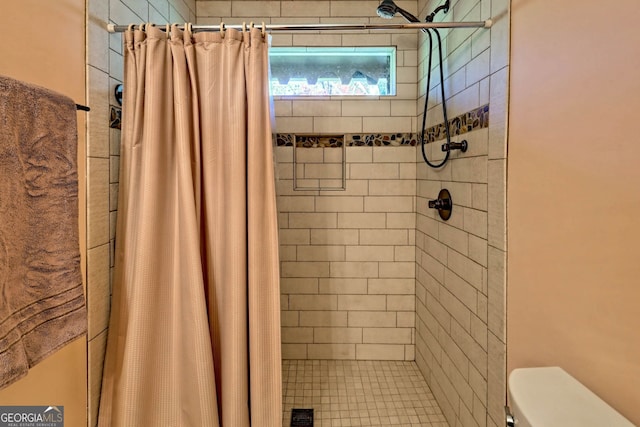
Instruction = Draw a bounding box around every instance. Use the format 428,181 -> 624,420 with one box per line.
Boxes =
269,47 -> 396,96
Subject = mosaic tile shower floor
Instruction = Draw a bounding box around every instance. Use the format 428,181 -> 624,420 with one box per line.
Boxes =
282,360 -> 449,427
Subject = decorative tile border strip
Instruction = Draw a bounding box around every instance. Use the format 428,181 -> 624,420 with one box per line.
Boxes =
275,132 -> 417,147
275,103 -> 489,147
424,103 -> 489,143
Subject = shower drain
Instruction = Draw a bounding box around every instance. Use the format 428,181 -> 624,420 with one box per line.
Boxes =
290,408 -> 314,426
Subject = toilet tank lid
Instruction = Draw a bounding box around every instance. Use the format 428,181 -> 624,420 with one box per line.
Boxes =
508,367 -> 635,427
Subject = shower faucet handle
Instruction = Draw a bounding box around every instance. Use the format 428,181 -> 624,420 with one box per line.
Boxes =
428,188 -> 453,221
441,140 -> 468,152
428,198 -> 451,210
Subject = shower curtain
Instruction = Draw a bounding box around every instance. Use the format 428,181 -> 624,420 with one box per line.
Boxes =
98,25 -> 282,427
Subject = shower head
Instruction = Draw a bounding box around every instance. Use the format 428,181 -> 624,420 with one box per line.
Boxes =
376,0 -> 398,19
376,0 -> 421,23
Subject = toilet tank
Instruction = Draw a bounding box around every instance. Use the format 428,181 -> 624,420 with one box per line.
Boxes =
508,367 -> 635,427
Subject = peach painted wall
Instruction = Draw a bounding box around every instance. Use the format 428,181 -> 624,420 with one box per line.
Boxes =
508,0 -> 640,424
0,1 -> 88,426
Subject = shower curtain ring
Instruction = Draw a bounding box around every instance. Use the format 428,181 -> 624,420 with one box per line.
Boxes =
261,21 -> 266,37
220,22 -> 225,37
165,24 -> 170,38
127,23 -> 135,32
242,22 -> 247,33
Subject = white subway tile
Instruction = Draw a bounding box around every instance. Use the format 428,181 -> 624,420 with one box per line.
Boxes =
368,278 -> 415,294
379,262 -> 415,278
231,0 -> 279,16
350,163 -> 400,180
345,147 -> 373,163
386,213 -> 416,229
387,295 -> 415,311
297,245 -> 346,262
356,344 -> 404,360
394,245 -> 416,262
289,212 -> 337,228
292,100 -> 342,116
319,278 -> 368,294
345,246 -> 395,262
282,327 -> 313,343
363,328 -> 412,344
362,116 -> 412,133
447,249 -> 484,291
472,183 -> 488,211
280,277 -> 318,294
468,234 -> 488,267
300,310 -> 348,327
314,116 -> 363,133
321,180 -> 368,196
330,261 -> 379,278
279,229 -> 310,245
487,246 -> 506,340
280,1 -> 330,17
342,100 -> 390,117
315,196 -> 364,212
275,117 -> 313,133
338,213 -> 387,229
487,159 -> 506,250
391,100 -> 417,116
372,146 -> 416,163
303,163 -> 344,180
311,229 -> 359,245
282,344 -> 307,359
368,179 -> 416,196
438,222 -> 469,255
295,148 -> 324,163
277,195 -> 315,212
289,294 -> 337,310
348,311 -> 396,327
281,311 -> 299,327
463,207 -> 488,239
364,196 -> 413,213
314,327 -> 363,343
196,1 -> 230,17
281,262 -> 330,278
397,311 -> 415,327
308,343 -> 355,359
451,156 -> 487,183
338,295 -> 386,311
359,229 -> 409,245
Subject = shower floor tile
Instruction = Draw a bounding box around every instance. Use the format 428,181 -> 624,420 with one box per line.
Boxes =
282,360 -> 449,427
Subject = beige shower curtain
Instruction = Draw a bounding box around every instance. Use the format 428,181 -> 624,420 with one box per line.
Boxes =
98,24 -> 281,427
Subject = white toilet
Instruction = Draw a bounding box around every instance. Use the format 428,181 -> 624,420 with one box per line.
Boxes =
507,367 -> 635,427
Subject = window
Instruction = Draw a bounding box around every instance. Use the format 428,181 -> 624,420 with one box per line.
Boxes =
269,47 -> 396,96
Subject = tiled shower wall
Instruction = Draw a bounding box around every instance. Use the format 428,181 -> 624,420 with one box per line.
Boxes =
276,144 -> 418,360
414,0 -> 508,427
196,0 -> 425,358
86,0 -> 195,425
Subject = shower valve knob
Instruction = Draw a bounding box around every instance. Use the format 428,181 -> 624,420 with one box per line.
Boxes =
428,189 -> 453,221
428,198 -> 451,210
441,140 -> 468,152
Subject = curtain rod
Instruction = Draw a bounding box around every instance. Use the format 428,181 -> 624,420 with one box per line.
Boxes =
107,21 -> 492,33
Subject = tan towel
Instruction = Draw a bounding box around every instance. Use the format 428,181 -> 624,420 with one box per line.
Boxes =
0,75 -> 87,389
